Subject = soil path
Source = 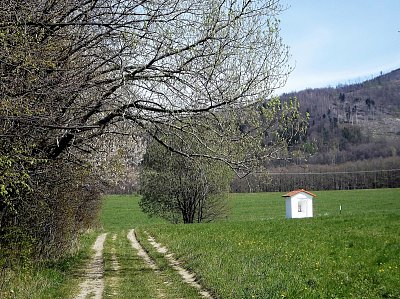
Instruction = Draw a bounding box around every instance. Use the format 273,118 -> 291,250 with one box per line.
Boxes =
75,233 -> 107,299
127,229 -> 158,270
146,232 -> 213,299
74,230 -> 211,299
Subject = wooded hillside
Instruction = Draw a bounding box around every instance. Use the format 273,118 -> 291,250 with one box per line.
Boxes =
282,68 -> 400,165
233,69 -> 400,192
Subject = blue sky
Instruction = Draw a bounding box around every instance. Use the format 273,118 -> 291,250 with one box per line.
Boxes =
277,0 -> 400,93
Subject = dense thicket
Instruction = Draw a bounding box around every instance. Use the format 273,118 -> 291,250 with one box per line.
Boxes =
0,0 -> 103,268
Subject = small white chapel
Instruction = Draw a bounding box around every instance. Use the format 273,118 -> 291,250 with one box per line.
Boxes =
282,189 -> 316,219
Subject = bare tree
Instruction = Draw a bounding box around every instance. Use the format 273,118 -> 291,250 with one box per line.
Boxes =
1,0 -> 290,162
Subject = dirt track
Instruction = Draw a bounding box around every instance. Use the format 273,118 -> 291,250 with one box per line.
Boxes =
146,233 -> 213,299
75,233 -> 107,299
74,230 -> 212,299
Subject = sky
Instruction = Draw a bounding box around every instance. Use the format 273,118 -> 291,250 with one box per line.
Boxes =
277,0 -> 400,94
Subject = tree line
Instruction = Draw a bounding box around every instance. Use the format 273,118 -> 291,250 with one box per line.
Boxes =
232,157 -> 400,192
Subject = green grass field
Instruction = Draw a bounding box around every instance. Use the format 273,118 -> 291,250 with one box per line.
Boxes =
3,189 -> 399,298
228,189 -> 400,221
137,189 -> 400,298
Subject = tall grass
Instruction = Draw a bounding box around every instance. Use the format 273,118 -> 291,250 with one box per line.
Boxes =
2,189 -> 399,298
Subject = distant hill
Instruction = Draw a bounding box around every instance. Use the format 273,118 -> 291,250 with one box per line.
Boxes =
232,70 -> 400,192
279,68 -> 400,166
282,68 -> 400,139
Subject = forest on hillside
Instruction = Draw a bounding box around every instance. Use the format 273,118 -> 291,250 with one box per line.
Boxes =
233,69 -> 400,192
282,69 -> 400,164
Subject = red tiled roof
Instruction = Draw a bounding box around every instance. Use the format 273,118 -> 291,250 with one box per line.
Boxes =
282,189 -> 317,198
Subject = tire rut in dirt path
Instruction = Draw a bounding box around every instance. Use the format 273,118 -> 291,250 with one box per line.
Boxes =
145,232 -> 213,299
127,229 -> 157,270
127,229 -> 166,298
75,233 -> 107,299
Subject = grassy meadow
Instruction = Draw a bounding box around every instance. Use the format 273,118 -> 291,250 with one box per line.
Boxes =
137,188 -> 400,298
2,189 -> 399,298
228,189 -> 400,221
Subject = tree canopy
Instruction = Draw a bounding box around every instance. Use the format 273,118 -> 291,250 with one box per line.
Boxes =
1,0 -> 289,161
0,0 -> 291,264
139,97 -> 309,223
